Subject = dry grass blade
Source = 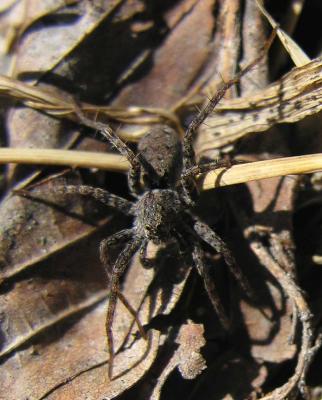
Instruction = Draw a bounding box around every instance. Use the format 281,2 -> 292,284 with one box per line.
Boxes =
255,0 -> 310,66
1,56 -> 321,147
202,154 -> 322,189
1,148 -> 322,189
0,74 -> 180,136
0,148 -> 130,172
0,74 -> 74,113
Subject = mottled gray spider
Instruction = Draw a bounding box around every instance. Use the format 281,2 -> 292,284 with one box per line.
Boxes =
57,32 -> 275,379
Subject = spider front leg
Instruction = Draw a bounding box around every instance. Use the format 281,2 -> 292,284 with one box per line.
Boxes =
181,29 -> 276,200
192,217 -> 252,296
106,239 -> 142,379
74,106 -> 161,197
99,229 -> 134,267
180,79 -> 242,204
181,159 -> 235,181
74,107 -> 143,196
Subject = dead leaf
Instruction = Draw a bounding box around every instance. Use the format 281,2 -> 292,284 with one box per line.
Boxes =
195,57 -> 322,154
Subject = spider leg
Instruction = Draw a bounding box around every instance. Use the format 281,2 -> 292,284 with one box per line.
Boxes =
55,184 -> 134,214
181,29 -> 276,199
179,159 -> 232,206
139,239 -> 154,268
75,106 -> 160,197
192,240 -> 230,330
99,229 -> 133,269
181,159 -> 235,181
174,228 -> 230,329
74,107 -> 143,196
99,230 -> 146,340
192,216 -> 253,296
105,238 -> 142,379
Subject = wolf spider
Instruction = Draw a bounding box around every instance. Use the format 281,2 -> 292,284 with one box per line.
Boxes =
55,32 -> 275,379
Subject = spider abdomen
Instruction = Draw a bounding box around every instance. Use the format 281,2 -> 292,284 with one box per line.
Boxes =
133,189 -> 183,243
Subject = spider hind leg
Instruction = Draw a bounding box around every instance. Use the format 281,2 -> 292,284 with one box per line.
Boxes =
192,242 -> 231,330
175,228 -> 230,330
193,217 -> 253,297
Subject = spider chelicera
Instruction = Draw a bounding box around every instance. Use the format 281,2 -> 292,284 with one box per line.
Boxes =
55,32 -> 275,379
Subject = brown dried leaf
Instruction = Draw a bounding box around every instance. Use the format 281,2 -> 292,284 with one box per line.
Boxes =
114,0 -> 215,108
0,0 -> 79,54
10,0 -> 140,79
0,235 -> 191,399
1,301 -> 161,400
0,174 -> 108,280
196,57 -> 322,155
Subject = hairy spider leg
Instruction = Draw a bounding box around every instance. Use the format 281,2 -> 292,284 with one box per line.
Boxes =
181,29 -> 276,201
192,241 -> 231,330
103,238 -> 142,379
54,184 -> 134,214
75,106 -> 160,197
174,228 -> 230,329
100,231 -> 147,331
181,159 -> 233,180
99,229 -> 133,268
192,216 -> 253,296
74,108 -> 142,196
